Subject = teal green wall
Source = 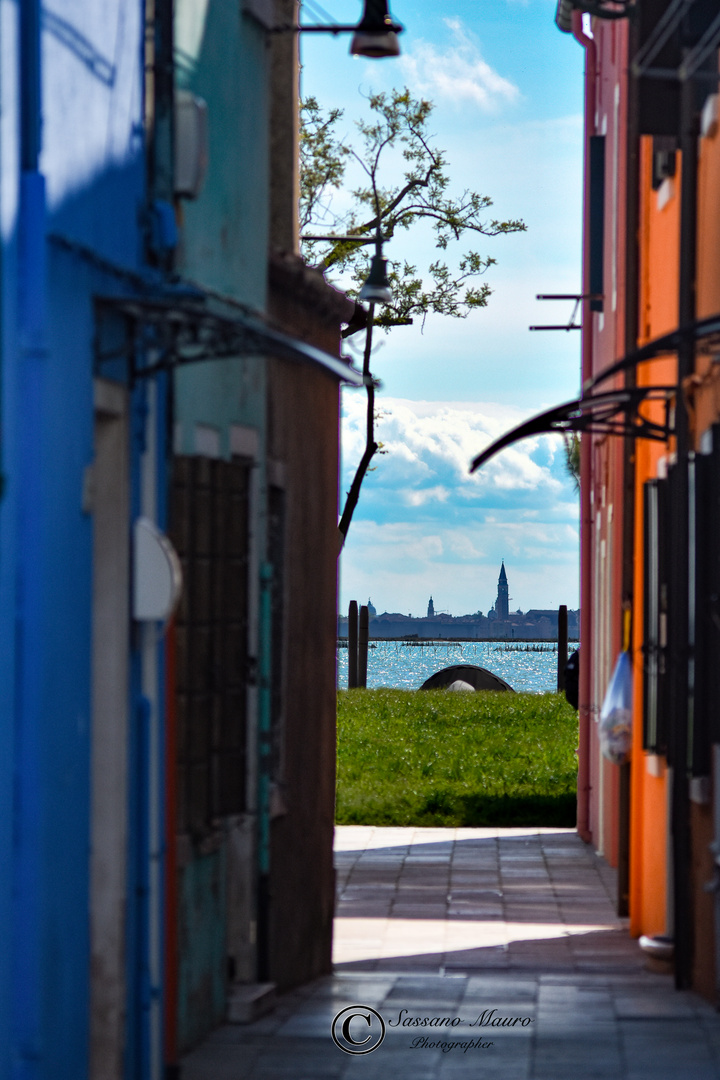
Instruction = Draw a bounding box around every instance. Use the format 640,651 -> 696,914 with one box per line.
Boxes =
173,355 -> 264,457
176,1 -> 270,308
173,0 -> 269,451
172,1 -> 271,1048
177,849 -> 227,1053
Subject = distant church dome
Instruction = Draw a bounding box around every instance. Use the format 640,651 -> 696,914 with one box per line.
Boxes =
367,598 -> 377,618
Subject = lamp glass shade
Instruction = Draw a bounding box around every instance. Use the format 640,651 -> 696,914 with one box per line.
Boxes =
359,255 -> 392,304
350,29 -> 400,58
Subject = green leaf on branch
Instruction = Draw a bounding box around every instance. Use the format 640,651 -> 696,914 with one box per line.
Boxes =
300,87 -> 526,331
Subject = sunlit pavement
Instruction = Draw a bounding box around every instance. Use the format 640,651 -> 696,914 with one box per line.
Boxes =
181,826 -> 720,1079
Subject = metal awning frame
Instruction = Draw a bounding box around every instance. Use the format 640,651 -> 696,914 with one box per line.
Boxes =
94,293 -> 364,386
469,386 -> 675,474
470,311 -> 720,473
585,310 -> 720,392
631,0 -> 720,82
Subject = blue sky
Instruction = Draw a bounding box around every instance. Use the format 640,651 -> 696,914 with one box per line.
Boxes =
300,0 -> 584,618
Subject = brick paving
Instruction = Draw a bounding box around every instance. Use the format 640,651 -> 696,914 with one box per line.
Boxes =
182,826 -> 720,1079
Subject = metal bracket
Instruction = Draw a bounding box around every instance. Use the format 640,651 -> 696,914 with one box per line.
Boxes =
529,293 -> 602,332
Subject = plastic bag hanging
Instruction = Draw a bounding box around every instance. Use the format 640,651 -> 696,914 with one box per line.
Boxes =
599,651 -> 632,764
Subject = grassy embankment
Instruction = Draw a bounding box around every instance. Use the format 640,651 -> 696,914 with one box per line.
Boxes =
336,689 -> 578,827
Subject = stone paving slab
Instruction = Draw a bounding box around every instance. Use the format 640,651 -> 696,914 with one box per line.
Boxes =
182,826 -> 720,1079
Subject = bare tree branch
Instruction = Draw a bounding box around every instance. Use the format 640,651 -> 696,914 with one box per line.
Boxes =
300,88 -> 526,545
338,303 -> 377,550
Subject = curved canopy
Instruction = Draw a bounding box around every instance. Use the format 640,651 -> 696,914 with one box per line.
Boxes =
469,386 -> 674,474
469,311 -> 720,472
94,294 -> 364,386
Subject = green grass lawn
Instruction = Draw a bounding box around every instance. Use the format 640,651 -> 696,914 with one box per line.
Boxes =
336,689 -> 578,827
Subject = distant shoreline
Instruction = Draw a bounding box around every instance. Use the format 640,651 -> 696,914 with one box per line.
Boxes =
337,637 -> 581,645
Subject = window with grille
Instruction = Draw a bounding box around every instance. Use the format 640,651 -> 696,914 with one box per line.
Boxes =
643,476 -> 669,754
171,455 -> 251,835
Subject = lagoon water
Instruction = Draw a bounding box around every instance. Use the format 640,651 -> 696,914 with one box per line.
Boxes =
337,639 -> 574,694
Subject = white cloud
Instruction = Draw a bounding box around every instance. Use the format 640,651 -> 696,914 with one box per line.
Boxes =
402,485 -> 450,507
338,395 -> 579,615
341,396 -> 565,503
339,519 -> 579,615
399,19 -> 520,112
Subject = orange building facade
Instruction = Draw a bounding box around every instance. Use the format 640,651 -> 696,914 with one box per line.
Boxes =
571,1 -> 720,998
475,0 -> 720,1000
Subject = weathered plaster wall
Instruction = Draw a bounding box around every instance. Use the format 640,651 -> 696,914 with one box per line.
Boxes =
264,260 -> 351,989
266,353 -> 340,989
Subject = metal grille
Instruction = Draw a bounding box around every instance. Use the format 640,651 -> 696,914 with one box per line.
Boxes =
171,455 -> 251,834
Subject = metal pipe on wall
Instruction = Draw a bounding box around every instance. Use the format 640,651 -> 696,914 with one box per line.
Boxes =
12,0 -> 51,1069
670,68 -> 699,991
256,562 -> 274,982
617,4 -> 642,921
572,10 -> 596,844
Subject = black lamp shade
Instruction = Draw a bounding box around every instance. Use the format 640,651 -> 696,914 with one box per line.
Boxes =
359,254 -> 392,304
350,0 -> 401,58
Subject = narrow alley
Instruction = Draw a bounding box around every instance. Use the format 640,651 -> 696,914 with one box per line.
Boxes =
182,827 -> 720,1079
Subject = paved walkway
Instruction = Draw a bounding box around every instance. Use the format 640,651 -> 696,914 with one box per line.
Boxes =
182,826 -> 720,1079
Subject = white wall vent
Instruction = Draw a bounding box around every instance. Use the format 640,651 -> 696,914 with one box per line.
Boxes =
175,90 -> 209,199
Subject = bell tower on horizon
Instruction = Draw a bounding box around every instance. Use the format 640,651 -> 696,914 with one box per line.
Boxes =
496,561 -> 509,621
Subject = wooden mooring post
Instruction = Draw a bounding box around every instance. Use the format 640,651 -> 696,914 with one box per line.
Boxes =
557,605 -> 568,692
358,605 -> 369,689
348,601 -> 358,688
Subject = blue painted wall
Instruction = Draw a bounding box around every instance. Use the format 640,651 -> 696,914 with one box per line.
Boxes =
0,2 -> 146,1077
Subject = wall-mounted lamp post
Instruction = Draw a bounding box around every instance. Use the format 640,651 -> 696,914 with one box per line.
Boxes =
350,0 -> 402,58
359,232 -> 392,303
338,236 -> 392,548
273,0 -> 403,58
555,0 -> 633,33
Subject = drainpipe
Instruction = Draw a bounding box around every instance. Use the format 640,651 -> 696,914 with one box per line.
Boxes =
572,10 -> 596,844
256,563 -> 273,981
670,67 -> 699,992
13,0 -> 48,1073
163,616 -> 179,1079
618,10 -> 641,920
